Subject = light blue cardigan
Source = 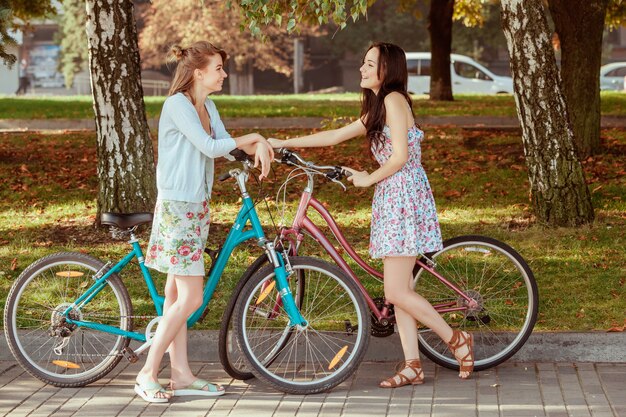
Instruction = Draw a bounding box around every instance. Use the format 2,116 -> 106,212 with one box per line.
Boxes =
156,93 -> 237,203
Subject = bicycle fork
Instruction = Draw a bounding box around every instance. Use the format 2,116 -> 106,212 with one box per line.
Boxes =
261,241 -> 307,328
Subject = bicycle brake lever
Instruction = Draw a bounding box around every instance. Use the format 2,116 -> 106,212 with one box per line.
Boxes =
330,177 -> 347,191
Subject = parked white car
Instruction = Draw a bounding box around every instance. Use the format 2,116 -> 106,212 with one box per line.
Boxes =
599,62 -> 626,91
405,52 -> 514,95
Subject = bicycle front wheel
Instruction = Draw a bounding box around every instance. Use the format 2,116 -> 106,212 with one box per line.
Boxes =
234,257 -> 370,394
218,253 -> 305,381
4,252 -> 133,387
414,235 -> 538,371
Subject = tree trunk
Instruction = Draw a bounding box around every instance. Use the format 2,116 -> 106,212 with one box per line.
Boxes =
548,0 -> 608,159
428,0 -> 455,101
500,0 -> 594,227
85,0 -> 156,221
228,59 -> 254,95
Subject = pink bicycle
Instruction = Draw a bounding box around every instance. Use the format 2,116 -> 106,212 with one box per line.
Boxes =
219,148 -> 538,387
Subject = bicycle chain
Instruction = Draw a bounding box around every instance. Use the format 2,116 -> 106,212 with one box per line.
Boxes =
49,312 -> 159,358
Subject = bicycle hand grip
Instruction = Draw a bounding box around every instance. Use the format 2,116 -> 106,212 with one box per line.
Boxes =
218,172 -> 231,182
229,149 -> 250,162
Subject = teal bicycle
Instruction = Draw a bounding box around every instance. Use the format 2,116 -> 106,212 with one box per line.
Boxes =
4,154 -> 370,394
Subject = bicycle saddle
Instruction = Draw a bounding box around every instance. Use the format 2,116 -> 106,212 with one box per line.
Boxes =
101,212 -> 153,229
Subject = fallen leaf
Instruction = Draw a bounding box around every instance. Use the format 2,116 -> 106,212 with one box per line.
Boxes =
10,258 -> 17,271
444,190 -> 462,198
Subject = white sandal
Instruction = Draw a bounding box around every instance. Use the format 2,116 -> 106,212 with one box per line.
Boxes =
134,381 -> 170,403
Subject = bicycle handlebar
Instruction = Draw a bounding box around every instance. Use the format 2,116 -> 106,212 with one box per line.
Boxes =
218,149 -> 253,182
276,148 -> 352,181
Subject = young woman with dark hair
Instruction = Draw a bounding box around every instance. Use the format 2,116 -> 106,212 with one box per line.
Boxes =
134,41 -> 273,403
268,42 -> 474,388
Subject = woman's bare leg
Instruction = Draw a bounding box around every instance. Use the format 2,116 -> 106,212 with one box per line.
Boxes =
383,256 -> 470,379
136,274 -> 204,398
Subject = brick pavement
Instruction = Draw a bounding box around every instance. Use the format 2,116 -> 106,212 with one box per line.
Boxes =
1,360 -> 624,417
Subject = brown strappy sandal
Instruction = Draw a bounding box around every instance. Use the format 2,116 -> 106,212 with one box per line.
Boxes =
379,359 -> 424,388
447,329 -> 474,379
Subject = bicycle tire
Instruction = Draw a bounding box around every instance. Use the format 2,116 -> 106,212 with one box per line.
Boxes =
234,256 -> 370,394
218,254 -> 268,380
218,252 -> 305,380
4,252 -> 133,387
414,235 -> 538,371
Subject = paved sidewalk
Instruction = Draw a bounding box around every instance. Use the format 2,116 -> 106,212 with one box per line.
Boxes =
1,359 -> 624,417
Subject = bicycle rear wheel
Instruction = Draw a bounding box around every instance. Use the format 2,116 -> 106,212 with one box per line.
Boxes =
414,235 -> 538,371
234,257 -> 369,394
4,252 -> 132,387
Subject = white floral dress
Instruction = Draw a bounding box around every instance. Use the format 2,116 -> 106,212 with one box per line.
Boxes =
368,125 -> 443,259
144,199 -> 210,276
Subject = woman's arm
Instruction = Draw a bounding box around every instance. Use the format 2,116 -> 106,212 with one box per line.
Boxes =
209,98 -> 273,162
232,133 -> 266,153
231,133 -> 274,179
167,97 -> 237,158
268,119 -> 366,149
346,93 -> 410,187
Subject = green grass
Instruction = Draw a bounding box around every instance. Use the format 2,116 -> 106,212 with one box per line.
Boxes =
1,92 -> 624,119
1,128 -> 625,332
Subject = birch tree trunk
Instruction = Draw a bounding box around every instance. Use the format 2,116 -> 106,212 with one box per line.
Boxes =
499,0 -> 594,227
428,0 -> 455,101
85,0 -> 156,221
548,0 -> 608,159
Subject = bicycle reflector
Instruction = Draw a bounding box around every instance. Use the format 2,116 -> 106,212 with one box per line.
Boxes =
52,360 -> 81,369
328,345 -> 348,370
256,281 -> 276,305
55,271 -> 84,278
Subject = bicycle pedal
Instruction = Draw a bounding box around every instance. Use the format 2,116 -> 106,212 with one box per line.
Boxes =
121,347 -> 139,363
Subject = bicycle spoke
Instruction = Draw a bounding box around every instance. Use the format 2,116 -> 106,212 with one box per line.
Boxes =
236,257 -> 368,393
416,238 -> 536,370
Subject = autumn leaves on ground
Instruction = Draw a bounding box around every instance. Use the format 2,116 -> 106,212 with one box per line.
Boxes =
0,127 -> 624,331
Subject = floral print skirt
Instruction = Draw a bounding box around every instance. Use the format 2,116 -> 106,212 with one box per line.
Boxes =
144,199 -> 210,276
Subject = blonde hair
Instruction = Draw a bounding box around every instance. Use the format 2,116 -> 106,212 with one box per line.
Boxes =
167,41 -> 228,104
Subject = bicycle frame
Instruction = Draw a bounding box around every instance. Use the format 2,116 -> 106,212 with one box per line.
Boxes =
63,167 -> 306,344
279,175 -> 478,323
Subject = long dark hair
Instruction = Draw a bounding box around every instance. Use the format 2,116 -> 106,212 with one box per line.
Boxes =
360,42 -> 414,152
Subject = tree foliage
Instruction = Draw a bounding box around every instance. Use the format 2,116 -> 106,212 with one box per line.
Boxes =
141,0 -> 309,75
233,0 -> 370,36
317,0 -> 430,57
606,0 -> 626,29
454,0 -> 488,26
0,0 -> 55,66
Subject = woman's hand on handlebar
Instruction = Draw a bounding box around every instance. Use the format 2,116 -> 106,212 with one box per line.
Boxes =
343,167 -> 372,188
254,142 -> 273,180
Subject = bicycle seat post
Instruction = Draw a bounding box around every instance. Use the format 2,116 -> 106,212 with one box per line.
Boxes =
128,228 -> 139,244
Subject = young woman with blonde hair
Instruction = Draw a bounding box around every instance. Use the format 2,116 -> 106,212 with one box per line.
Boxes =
134,41 -> 273,402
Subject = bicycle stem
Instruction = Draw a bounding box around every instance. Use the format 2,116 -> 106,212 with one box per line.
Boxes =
229,166 -> 307,327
